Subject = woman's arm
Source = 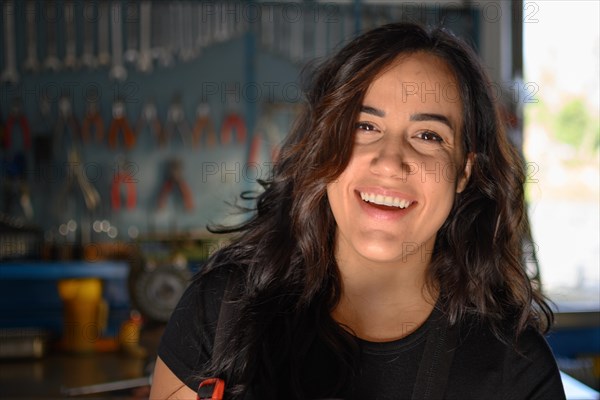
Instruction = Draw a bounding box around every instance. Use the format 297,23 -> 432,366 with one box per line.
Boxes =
149,356 -> 197,400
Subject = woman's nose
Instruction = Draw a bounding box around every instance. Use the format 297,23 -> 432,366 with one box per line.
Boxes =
369,139 -> 413,180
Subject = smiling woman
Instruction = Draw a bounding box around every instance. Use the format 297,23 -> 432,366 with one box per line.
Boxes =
150,23 -> 566,400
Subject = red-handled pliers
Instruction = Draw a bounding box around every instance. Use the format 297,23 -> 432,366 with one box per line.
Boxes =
108,99 -> 136,150
136,100 -> 162,146
220,113 -> 246,145
163,96 -> 191,147
157,159 -> 194,211
5,98 -> 31,150
111,168 -> 136,210
82,101 -> 105,144
54,96 -> 80,152
192,103 -> 217,148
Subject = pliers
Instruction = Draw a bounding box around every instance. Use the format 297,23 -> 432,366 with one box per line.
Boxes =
157,158 -> 194,212
81,100 -> 105,144
220,112 -> 246,145
136,100 -> 162,146
1,152 -> 33,219
108,99 -> 136,150
192,103 -> 217,148
54,95 -> 80,154
111,158 -> 137,211
56,148 -> 101,212
163,96 -> 191,147
4,98 -> 31,150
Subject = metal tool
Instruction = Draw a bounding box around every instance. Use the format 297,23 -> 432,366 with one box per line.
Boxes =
43,1 -> 61,72
63,0 -> 78,69
62,376 -> 151,397
196,1 -> 214,49
110,1 -> 127,81
97,1 -> 111,67
81,100 -> 104,144
111,157 -> 137,211
290,7 -> 304,63
23,0 -> 40,73
108,99 -> 136,150
81,0 -> 98,69
54,96 -> 80,154
137,1 -> 153,72
220,112 -> 247,145
124,1 -> 139,64
136,99 -> 162,145
179,2 -> 196,61
2,152 -> 33,220
151,2 -> 173,67
251,110 -> 281,165
5,98 -> 32,151
314,12 -> 327,60
157,159 -> 194,211
170,2 -> 183,61
57,148 -> 101,212
1,0 -> 19,84
192,103 -> 217,148
260,3 -> 275,53
163,96 -> 191,147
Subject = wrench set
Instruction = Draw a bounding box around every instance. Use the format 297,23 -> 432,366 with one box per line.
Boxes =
0,1 -> 421,85
0,0 -> 251,84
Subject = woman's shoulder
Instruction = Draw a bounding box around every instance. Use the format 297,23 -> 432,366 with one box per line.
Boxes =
447,314 -> 565,399
452,313 -> 553,359
188,262 -> 246,312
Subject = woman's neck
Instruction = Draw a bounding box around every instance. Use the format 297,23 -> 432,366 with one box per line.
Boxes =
332,249 -> 438,342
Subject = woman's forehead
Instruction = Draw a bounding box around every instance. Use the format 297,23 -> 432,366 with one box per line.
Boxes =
363,53 -> 462,120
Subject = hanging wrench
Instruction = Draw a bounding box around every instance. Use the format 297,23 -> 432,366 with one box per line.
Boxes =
289,7 -> 304,63
260,3 -> 275,54
179,2 -> 195,61
314,13 -> 327,60
124,2 -> 139,64
23,0 -> 39,73
151,2 -> 173,67
137,1 -> 153,72
43,0 -> 61,72
169,3 -> 182,61
110,1 -> 127,81
63,0 -> 78,69
81,0 -> 98,69
1,0 -> 20,84
97,1 -> 111,67
196,1 -> 213,49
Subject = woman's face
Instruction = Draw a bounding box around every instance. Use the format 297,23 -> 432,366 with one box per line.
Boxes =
327,52 -> 471,267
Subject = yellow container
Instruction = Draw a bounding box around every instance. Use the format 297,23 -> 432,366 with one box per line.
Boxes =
57,278 -> 107,353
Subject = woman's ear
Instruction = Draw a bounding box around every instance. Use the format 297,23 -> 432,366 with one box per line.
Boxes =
456,152 -> 474,193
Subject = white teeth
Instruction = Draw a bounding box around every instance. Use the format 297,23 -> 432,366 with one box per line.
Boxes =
359,192 -> 411,209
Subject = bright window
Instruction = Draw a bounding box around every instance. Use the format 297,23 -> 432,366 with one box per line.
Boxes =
523,1 -> 599,311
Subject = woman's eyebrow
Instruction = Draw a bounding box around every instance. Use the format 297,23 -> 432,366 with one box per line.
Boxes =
409,113 -> 454,131
360,105 -> 386,117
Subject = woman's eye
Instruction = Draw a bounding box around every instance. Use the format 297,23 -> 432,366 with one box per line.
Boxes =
356,122 -> 378,132
417,130 -> 444,142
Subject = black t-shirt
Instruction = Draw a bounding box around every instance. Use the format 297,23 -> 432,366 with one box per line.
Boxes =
158,266 -> 566,400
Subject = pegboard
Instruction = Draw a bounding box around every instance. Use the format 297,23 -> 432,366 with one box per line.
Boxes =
0,0 -> 480,250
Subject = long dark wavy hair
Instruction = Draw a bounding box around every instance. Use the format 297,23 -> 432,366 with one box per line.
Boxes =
200,22 -> 553,399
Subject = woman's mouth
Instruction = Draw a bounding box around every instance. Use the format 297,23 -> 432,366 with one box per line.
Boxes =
359,191 -> 412,209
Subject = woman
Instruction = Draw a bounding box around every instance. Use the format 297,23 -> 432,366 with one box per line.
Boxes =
150,23 -> 565,399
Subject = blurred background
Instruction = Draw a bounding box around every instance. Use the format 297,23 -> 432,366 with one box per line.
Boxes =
0,0 -> 598,398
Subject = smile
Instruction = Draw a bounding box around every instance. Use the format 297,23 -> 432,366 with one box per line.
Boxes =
359,192 -> 412,209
